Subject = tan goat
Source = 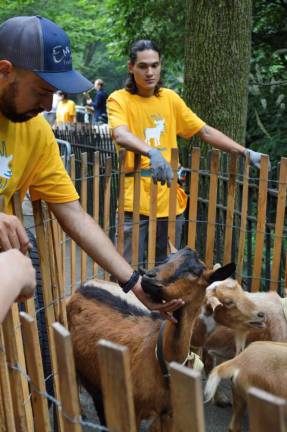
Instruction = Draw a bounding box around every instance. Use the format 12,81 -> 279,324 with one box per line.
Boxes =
190,278 -> 266,406
202,288 -> 287,369
67,247 -> 235,431
205,341 -> 287,432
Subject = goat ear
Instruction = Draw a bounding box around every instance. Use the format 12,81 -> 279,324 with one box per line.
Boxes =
167,239 -> 178,255
208,262 -> 236,283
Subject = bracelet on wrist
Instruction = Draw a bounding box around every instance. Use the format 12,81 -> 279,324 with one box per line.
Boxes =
118,271 -> 140,293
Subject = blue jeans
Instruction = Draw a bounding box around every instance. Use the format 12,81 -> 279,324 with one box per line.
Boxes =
117,212 -> 185,267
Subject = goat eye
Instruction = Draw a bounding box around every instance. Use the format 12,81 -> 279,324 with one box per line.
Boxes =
224,300 -> 234,308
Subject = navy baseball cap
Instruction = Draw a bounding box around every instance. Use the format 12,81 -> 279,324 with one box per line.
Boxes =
0,16 -> 93,94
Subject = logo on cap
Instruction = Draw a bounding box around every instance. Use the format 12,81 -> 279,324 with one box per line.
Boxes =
52,45 -> 71,65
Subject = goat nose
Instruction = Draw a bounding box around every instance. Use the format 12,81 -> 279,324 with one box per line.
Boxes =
257,311 -> 265,319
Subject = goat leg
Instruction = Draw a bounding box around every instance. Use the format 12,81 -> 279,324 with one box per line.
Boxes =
228,387 -> 246,432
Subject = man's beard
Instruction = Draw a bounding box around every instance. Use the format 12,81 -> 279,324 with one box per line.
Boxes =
0,80 -> 40,123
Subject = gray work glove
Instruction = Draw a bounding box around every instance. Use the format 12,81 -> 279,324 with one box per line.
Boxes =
244,149 -> 271,171
147,148 -> 174,187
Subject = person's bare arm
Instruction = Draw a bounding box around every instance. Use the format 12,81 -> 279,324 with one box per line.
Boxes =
197,125 -> 270,169
48,200 -> 183,318
0,250 -> 36,322
197,125 -> 245,155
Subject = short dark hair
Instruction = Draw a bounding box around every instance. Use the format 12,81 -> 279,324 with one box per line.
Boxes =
125,39 -> 163,97
57,90 -> 68,99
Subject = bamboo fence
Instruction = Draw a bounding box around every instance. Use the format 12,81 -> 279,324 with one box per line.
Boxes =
0,145 -> 286,431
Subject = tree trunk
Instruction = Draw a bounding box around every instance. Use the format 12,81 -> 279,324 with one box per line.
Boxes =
184,0 -> 252,147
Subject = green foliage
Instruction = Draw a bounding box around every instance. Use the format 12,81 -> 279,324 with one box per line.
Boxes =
248,0 -> 287,161
0,0 -> 126,97
102,0 -> 186,90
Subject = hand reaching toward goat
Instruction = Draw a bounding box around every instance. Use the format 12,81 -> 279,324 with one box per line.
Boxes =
0,249 -> 36,322
132,278 -> 184,323
0,212 -> 32,254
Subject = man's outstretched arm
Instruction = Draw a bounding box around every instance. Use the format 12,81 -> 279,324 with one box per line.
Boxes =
49,200 -> 183,319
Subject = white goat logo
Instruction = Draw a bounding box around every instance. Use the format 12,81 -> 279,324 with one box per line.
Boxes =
0,142 -> 13,192
145,116 -> 165,147
0,155 -> 13,179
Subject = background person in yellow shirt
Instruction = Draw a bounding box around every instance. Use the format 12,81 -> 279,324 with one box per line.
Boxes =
55,90 -> 76,127
107,39 -> 267,266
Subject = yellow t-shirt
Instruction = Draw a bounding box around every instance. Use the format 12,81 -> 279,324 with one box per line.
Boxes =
0,113 -> 79,213
107,88 -> 205,217
56,99 -> 76,124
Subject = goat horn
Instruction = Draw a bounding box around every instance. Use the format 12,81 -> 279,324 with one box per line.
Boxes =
167,240 -> 178,254
206,295 -> 222,311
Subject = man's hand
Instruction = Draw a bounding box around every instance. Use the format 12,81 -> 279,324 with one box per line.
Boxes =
132,279 -> 184,323
0,213 -> 32,254
0,249 -> 36,302
147,148 -> 174,187
245,149 -> 271,171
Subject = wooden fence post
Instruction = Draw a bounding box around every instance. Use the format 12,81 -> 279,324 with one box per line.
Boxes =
248,387 -> 287,432
117,149 -> 126,258
236,153 -> 250,283
0,326 -> 16,431
0,196 -> 32,431
80,152 -> 88,283
187,147 -> 201,250
52,323 -> 82,432
148,181 -> 158,269
169,362 -> 205,432
97,339 -> 137,432
251,155 -> 269,292
20,312 -> 51,432
103,157 -> 112,280
131,154 -> 141,268
205,149 -> 220,267
270,157 -> 287,291
223,154 -> 237,264
93,151 -> 100,278
70,154 -> 77,292
168,148 -> 179,248
32,200 -> 64,431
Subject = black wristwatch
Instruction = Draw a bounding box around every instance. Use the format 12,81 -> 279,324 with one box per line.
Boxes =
119,271 -> 140,293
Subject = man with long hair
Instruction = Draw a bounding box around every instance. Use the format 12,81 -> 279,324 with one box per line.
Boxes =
108,39 -> 266,265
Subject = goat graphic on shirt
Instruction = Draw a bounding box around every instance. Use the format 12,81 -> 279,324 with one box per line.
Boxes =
144,115 -> 165,147
0,141 -> 13,192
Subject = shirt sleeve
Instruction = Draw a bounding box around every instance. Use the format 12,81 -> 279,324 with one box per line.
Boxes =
173,92 -> 206,138
70,101 -> 76,117
107,94 -> 128,129
29,126 -> 79,203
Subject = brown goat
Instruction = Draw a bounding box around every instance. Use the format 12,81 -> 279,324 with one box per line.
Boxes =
67,247 -> 235,431
205,341 -> 287,432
